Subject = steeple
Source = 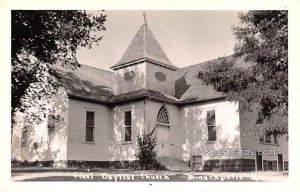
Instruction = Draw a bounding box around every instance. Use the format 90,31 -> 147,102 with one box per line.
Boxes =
111,13 -> 176,70
143,12 -> 147,25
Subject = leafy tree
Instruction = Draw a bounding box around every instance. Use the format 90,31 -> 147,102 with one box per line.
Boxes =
11,10 -> 106,125
136,133 -> 157,170
198,11 -> 288,135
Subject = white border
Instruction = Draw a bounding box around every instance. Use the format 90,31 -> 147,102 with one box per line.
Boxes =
1,0 -> 300,192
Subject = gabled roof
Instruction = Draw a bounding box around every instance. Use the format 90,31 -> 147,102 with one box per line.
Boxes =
111,24 -> 176,70
54,64 -> 115,103
175,55 -> 253,101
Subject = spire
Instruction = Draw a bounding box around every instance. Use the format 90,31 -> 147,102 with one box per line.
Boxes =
143,12 -> 147,25
111,15 -> 176,70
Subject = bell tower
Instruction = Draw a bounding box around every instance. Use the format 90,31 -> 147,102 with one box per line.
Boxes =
111,13 -> 177,96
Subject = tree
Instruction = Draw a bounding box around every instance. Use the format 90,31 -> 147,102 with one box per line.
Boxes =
198,11 -> 288,135
136,133 -> 157,170
11,10 -> 106,124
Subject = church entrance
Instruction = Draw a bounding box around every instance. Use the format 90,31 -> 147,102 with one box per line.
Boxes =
155,105 -> 170,157
156,125 -> 170,157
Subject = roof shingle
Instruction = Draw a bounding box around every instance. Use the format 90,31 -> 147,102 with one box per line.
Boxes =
111,24 -> 175,69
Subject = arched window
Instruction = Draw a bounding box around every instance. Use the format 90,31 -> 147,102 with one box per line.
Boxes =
157,105 -> 169,125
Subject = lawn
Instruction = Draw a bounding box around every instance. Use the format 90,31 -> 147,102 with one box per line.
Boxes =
12,169 -> 260,182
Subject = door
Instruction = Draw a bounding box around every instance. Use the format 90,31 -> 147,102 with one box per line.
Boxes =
156,125 -> 170,157
278,154 -> 283,171
256,152 -> 262,171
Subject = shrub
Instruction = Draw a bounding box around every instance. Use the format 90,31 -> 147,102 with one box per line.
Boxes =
136,133 -> 157,170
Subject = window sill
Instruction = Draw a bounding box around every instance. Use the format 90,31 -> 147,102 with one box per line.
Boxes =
206,140 -> 217,144
122,141 -> 133,145
85,141 -> 95,145
259,142 -> 279,146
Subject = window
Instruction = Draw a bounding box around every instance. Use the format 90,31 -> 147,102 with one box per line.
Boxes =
272,160 -> 278,171
157,105 -> 169,124
48,114 -> 55,137
274,134 -> 278,145
21,129 -> 27,147
259,135 -> 265,143
85,111 -> 95,142
265,133 -> 272,143
284,161 -> 289,170
207,110 -> 216,141
259,133 -> 278,145
123,71 -> 136,81
124,111 -> 132,142
263,160 -> 268,171
155,72 -> 166,81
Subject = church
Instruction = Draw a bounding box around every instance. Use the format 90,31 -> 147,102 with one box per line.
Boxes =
11,15 -> 288,172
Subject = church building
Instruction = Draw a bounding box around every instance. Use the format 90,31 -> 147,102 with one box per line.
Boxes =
11,15 -> 288,172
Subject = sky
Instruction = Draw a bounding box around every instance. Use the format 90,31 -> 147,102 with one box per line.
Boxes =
76,10 -> 241,71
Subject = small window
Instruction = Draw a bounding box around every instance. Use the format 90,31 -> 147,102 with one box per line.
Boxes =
155,72 -> 166,81
259,135 -> 265,143
123,71 -> 136,81
48,114 -> 55,137
265,133 -> 272,143
284,161 -> 289,170
85,111 -> 95,142
207,110 -> 216,141
21,129 -> 27,147
124,111 -> 132,142
274,134 -> 278,145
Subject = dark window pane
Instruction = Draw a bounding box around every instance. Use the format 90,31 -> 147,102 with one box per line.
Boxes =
86,112 -> 94,127
21,130 -> 27,146
259,135 -> 264,143
284,161 -> 289,170
125,111 -> 131,126
48,115 -> 55,128
265,134 -> 271,143
207,110 -> 215,126
86,127 -> 94,142
268,161 -> 273,170
125,126 -> 131,142
208,125 -> 216,141
274,134 -> 278,144
263,160 -> 268,171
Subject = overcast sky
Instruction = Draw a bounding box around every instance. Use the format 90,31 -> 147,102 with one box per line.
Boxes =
76,10 -> 241,71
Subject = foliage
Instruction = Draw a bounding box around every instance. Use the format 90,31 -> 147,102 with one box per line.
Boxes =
198,10 -> 288,134
136,133 -> 158,170
11,10 -> 106,124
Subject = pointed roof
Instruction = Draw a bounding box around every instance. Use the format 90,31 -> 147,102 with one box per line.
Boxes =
111,23 -> 177,70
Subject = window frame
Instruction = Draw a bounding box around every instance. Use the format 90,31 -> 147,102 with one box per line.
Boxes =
273,134 -> 279,145
259,133 -> 279,145
265,133 -> 272,143
259,134 -> 265,143
85,110 -> 95,143
157,105 -> 170,125
207,109 -> 217,142
124,110 -> 132,143
20,128 -> 28,147
48,114 -> 56,139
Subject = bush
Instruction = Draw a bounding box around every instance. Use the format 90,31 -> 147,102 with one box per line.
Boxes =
136,133 -> 158,170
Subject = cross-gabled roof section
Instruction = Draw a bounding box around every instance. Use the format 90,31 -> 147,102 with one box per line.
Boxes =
111,24 -> 177,70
